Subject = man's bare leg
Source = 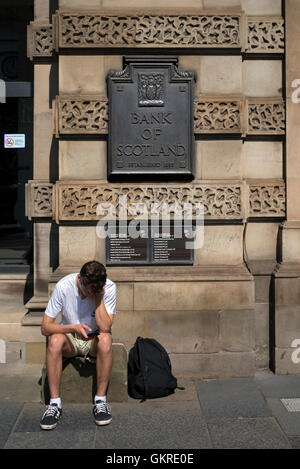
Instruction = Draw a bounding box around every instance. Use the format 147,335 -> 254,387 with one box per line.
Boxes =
46,333 -> 74,398
90,332 -> 113,397
40,333 -> 75,430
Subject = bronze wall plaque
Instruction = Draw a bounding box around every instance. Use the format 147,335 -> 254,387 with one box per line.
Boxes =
107,56 -> 196,180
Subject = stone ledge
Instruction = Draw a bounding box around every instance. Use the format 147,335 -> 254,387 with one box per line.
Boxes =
170,350 -> 256,379
41,343 -> 128,403
49,264 -> 253,283
25,296 -> 49,312
273,262 -> 300,278
22,311 -> 44,326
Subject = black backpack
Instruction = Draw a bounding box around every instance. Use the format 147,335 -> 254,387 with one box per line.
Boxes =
128,337 -> 182,400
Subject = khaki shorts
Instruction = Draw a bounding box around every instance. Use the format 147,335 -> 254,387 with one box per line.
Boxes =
65,329 -> 112,357
66,333 -> 93,357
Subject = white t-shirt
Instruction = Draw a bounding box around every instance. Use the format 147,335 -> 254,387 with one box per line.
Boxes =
45,273 -> 117,333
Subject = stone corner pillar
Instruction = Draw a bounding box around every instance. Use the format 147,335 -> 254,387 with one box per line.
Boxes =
272,0 -> 300,375
26,0 -> 54,313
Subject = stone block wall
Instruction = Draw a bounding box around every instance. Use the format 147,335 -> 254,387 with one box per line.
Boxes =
25,0 -> 300,378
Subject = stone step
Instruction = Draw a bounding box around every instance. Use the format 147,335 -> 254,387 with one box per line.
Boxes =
41,343 -> 128,403
0,298 -> 29,341
0,339 -> 43,366
0,265 -> 33,299
0,364 -> 43,402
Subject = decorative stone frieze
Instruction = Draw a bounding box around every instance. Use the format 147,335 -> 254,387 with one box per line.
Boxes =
25,180 -> 286,222
54,11 -> 241,49
27,12 -> 284,59
25,181 -> 54,220
194,98 -> 242,134
27,21 -> 54,60
26,180 -> 286,222
54,96 -> 108,137
246,17 -> 284,53
54,95 -> 285,136
54,182 -> 244,222
249,181 -> 286,217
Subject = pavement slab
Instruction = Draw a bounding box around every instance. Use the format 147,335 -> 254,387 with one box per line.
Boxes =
1,376 -> 300,449
288,437 -> 300,449
207,417 -> 292,449
266,398 -> 300,437
14,403 -> 96,433
195,378 -> 271,420
95,403 -> 212,449
0,402 -> 23,448
255,375 -> 300,398
5,430 -> 96,449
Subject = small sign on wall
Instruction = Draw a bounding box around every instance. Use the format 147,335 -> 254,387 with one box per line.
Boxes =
4,133 -> 26,149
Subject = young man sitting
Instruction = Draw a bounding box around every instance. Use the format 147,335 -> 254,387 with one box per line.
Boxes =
40,260 -> 116,430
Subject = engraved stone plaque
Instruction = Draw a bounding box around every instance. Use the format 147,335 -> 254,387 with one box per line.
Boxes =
107,56 -> 195,180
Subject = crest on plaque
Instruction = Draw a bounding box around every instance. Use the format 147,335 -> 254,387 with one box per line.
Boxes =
138,73 -> 165,106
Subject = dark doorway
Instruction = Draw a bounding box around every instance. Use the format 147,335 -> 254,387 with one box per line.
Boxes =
0,0 -> 34,266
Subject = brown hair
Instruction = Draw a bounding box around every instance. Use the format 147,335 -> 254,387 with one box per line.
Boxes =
79,261 -> 107,295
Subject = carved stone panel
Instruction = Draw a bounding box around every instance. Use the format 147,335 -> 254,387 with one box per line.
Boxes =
25,181 -> 53,219
194,98 -> 242,134
27,13 -> 285,60
246,17 -> 284,53
55,12 -> 241,49
54,95 -> 286,137
54,182 -> 244,222
54,96 -> 108,136
27,22 -> 54,60
247,99 -> 285,135
25,181 -> 286,221
107,57 -> 195,179
249,182 -> 286,217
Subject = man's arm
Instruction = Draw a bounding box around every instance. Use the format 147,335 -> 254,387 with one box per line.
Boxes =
94,293 -> 114,333
41,314 -> 92,339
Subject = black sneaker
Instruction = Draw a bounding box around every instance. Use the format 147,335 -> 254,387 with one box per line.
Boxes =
40,403 -> 62,430
93,400 -> 112,426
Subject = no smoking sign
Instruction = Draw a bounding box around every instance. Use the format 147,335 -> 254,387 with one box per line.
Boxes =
4,134 -> 26,149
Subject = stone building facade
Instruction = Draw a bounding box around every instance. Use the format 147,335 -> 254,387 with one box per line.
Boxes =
24,0 -> 300,378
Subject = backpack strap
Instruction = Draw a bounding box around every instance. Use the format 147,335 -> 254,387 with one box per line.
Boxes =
137,337 -> 149,398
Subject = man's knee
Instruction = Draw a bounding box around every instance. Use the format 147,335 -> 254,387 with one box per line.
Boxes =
48,333 -> 67,353
96,333 -> 112,354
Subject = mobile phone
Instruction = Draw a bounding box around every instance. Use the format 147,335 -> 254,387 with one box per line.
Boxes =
87,329 -> 99,338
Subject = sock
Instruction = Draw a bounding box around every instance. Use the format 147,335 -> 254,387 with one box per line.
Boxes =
50,397 -> 62,408
94,395 -> 106,404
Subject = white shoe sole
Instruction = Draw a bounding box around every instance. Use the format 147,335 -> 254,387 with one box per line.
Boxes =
95,418 -> 112,426
40,422 -> 58,430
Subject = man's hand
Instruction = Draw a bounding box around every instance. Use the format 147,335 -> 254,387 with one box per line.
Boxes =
72,323 -> 92,339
